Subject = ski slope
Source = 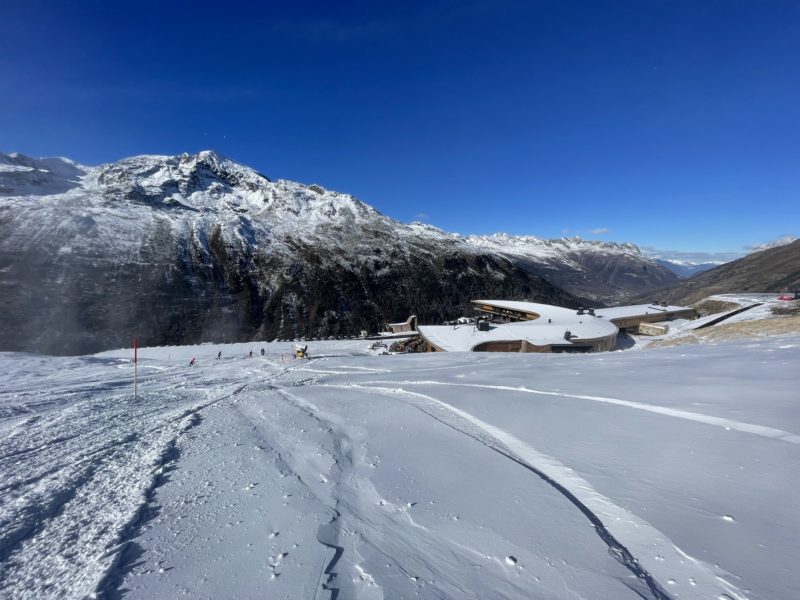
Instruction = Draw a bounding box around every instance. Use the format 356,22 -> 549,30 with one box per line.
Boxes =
1,336 -> 798,599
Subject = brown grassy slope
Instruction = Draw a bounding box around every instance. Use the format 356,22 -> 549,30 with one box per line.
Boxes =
691,299 -> 742,317
649,315 -> 800,348
635,240 -> 800,305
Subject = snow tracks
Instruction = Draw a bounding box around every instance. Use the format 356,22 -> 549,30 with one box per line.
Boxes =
297,364 -> 755,600
0,378 -> 245,599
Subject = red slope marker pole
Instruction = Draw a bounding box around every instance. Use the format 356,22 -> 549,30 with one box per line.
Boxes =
134,338 -> 138,400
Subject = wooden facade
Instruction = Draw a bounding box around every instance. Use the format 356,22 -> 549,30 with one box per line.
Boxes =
475,304 -> 541,322
388,314 -> 418,334
472,340 -> 551,353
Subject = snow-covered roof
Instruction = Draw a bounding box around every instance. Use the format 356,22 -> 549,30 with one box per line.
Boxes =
473,299 -> 693,322
420,303 -> 618,352
592,304 -> 694,320
472,299 -> 582,317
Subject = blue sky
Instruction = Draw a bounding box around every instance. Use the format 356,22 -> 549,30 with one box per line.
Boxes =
1,0 -> 798,255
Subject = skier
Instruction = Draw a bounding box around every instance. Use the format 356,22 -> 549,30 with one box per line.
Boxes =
249,350 -> 253,358
261,348 -> 265,356
189,357 -> 196,367
217,351 -> 222,360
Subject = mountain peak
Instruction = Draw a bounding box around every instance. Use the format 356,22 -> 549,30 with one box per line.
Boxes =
0,152 -> 87,196
94,150 -> 275,210
178,149 -> 242,173
197,149 -> 223,160
0,150 -> 686,353
747,235 -> 798,253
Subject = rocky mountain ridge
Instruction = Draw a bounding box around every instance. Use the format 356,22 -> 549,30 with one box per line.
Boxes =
466,232 -> 678,300
1,150 -> 678,354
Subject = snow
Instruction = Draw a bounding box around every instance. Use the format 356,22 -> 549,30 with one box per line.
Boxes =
658,258 -> 724,267
418,318 -> 617,352
473,299 -> 693,324
593,303 -> 692,320
468,233 -> 643,261
630,294 -> 798,348
2,335 -> 798,599
0,153 -> 88,196
745,236 -> 798,253
416,300 -> 697,352
706,294 -> 794,324
0,164 -> 35,173
0,150 -> 669,294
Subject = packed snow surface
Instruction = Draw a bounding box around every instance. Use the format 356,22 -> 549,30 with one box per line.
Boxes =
1,336 -> 798,599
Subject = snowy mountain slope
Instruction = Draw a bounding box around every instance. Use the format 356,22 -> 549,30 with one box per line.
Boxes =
0,150 -> 674,354
746,234 -> 797,253
0,150 -> 579,354
469,232 -> 642,260
0,152 -> 87,196
469,233 -> 679,299
1,334 -> 798,599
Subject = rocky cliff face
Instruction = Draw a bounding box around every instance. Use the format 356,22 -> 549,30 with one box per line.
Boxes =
468,234 -> 679,302
1,150 -> 682,354
1,151 -> 584,354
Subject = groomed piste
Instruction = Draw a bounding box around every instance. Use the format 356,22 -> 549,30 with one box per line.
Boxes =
1,331 -> 798,600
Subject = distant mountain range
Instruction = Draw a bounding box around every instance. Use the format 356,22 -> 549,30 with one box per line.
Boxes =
653,259 -> 724,278
464,233 -> 679,301
640,236 -> 798,279
1,150 -> 680,354
634,239 -> 800,305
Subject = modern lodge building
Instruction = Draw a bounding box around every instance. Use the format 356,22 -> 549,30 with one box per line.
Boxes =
416,299 -> 695,353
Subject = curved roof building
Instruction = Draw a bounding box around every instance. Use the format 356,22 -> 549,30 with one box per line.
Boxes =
418,300 -> 619,353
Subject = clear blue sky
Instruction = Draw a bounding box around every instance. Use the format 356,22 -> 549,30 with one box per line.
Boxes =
1,0 -> 798,255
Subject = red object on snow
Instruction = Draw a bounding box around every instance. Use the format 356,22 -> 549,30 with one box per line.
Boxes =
777,295 -> 795,301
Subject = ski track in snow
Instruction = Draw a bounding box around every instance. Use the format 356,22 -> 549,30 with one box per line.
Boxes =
267,385 -> 535,600
267,387 -> 351,600
0,377 -> 247,600
334,378 -> 800,446
2,338 -> 796,599
314,383 -> 749,600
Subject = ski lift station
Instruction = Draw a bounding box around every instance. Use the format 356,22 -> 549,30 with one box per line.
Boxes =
416,299 -> 695,353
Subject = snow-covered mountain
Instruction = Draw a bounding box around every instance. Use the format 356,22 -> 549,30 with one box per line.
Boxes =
468,233 -> 678,298
0,150 -> 676,354
653,259 -> 723,278
746,234 -> 798,252
638,248 -> 737,279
